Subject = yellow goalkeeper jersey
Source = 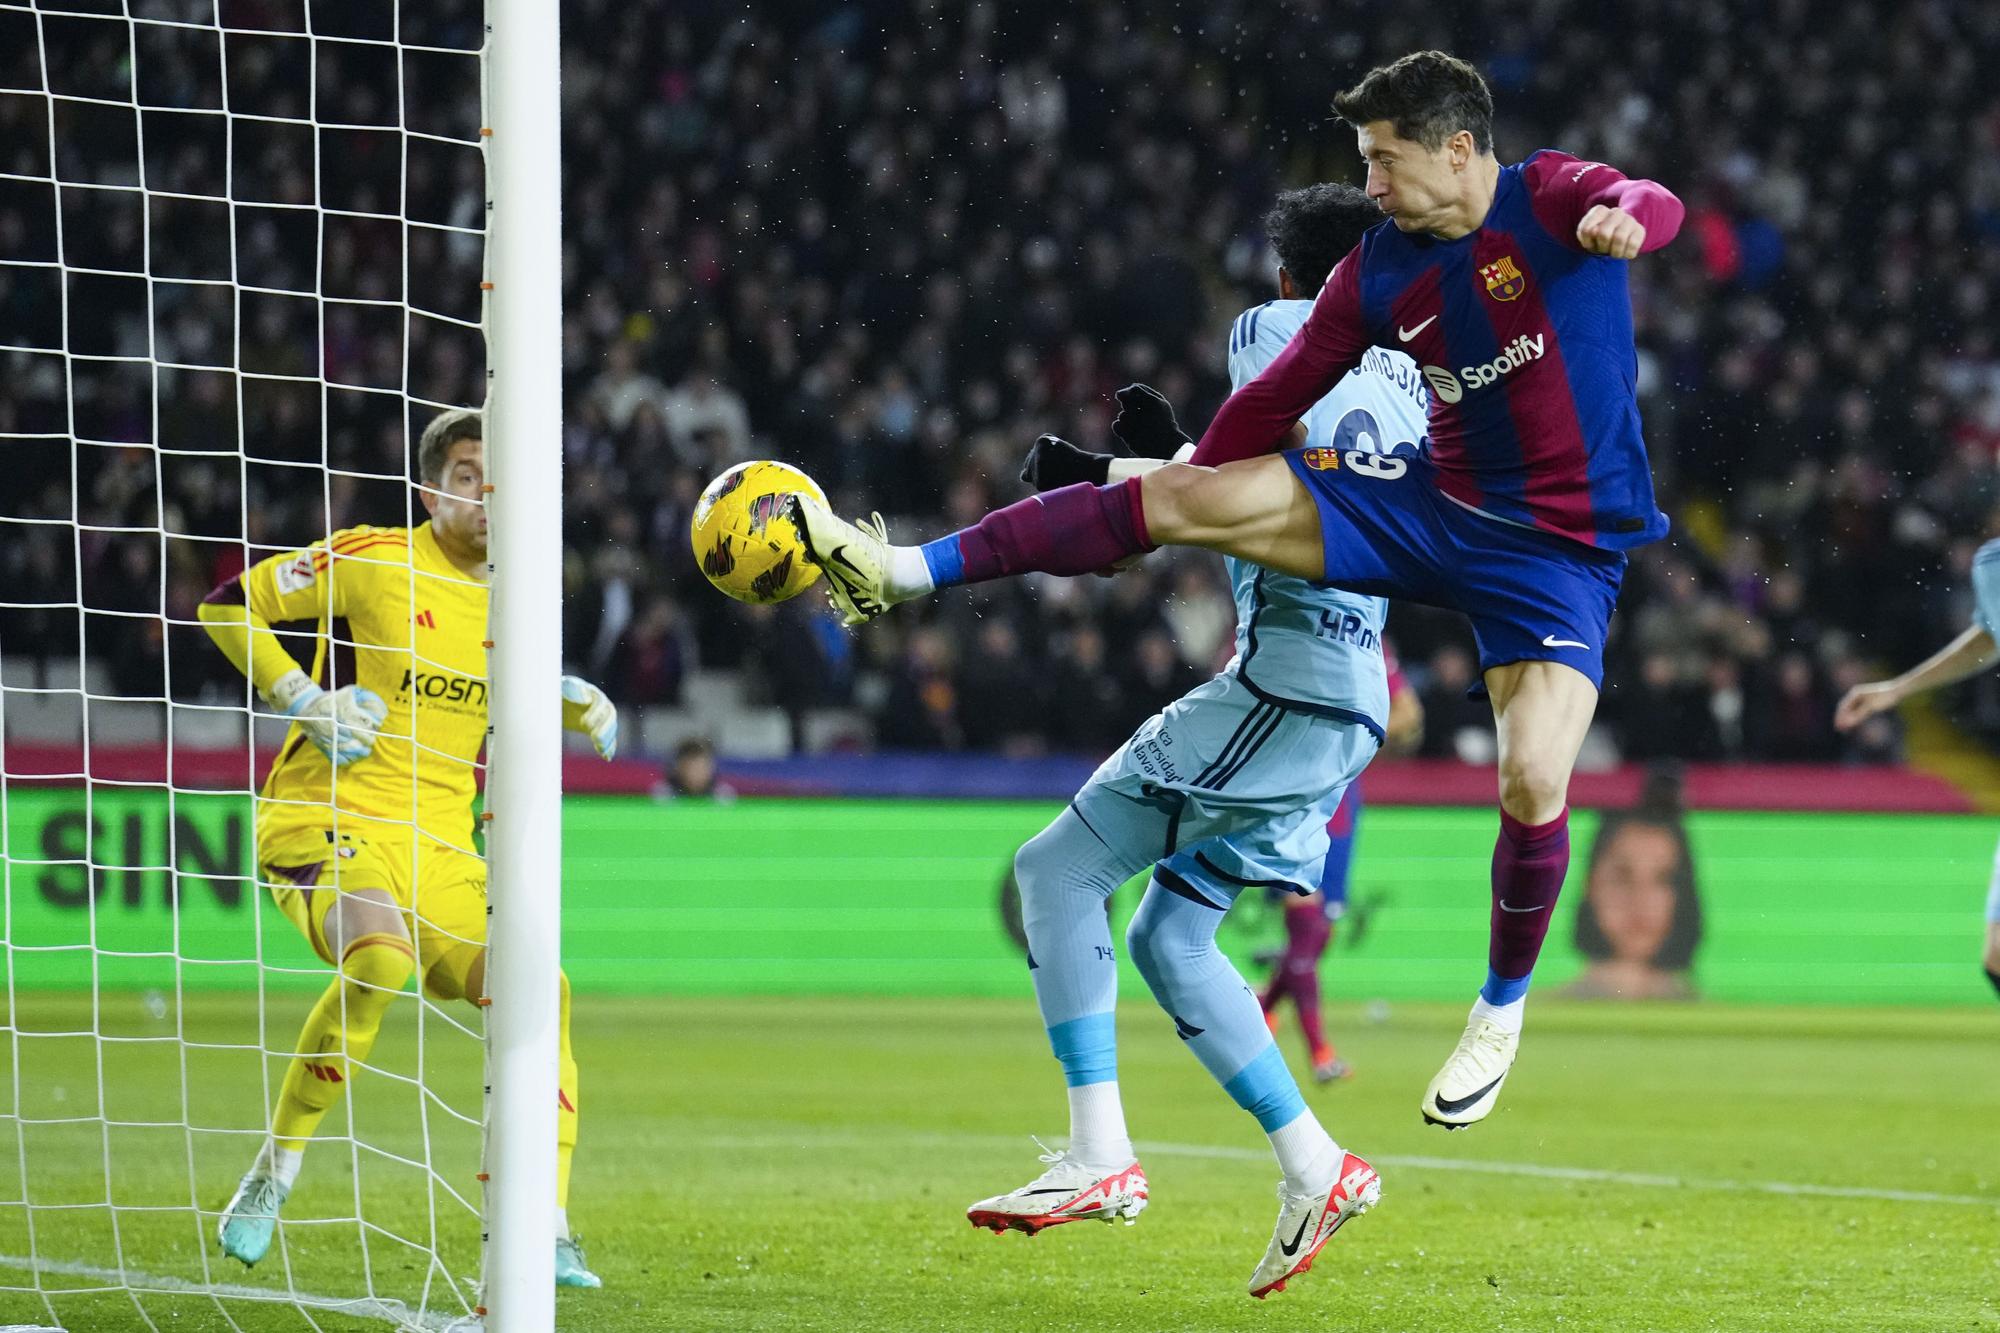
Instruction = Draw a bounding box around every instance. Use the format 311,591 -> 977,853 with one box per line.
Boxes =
245,523 -> 489,849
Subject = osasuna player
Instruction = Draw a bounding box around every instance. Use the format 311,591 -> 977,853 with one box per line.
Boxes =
1261,647 -> 1423,1081
788,50 -> 1682,1130
1835,535 -> 2000,1003
198,409 -> 618,1288
962,184 -> 1426,1300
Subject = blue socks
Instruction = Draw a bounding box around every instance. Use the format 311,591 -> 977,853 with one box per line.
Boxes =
1126,876 -> 1305,1134
1479,966 -> 1533,1007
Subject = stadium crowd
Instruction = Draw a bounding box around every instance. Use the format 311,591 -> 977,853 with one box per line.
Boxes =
6,0 -> 2000,765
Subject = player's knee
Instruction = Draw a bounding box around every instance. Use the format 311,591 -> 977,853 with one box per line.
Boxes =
1139,464 -> 1230,542
341,933 -> 415,998
1013,816 -> 1086,905
1497,759 -> 1568,824
1123,907 -> 1166,991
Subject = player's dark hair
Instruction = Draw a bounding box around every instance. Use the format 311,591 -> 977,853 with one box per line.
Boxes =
1263,183 -> 1383,289
1333,50 -> 1494,155
418,407 -> 483,486
1573,809 -> 1704,972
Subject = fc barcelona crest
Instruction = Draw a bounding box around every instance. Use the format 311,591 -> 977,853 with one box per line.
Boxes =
1299,447 -> 1340,471
1481,255 -> 1525,301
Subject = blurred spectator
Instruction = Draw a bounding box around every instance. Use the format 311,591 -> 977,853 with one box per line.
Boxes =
665,737 -> 735,801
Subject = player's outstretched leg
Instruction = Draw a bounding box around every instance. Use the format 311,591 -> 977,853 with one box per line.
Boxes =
1124,875 -> 1378,1298
968,809 -> 1153,1235
220,929 -> 415,1265
784,456 -> 1324,626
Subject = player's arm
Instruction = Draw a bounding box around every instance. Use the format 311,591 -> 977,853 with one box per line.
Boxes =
1189,250 -> 1370,468
560,676 -> 619,760
1834,626 -> 2000,731
197,539 -> 387,766
1523,151 -> 1684,259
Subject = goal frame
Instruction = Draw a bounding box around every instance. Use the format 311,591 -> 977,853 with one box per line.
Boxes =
479,1 -> 564,1328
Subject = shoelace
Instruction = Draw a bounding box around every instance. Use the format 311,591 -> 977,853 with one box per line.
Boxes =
1451,1018 -> 1511,1064
241,1176 -> 281,1217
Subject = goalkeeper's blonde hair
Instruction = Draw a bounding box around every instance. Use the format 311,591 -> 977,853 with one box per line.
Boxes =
418,407 -> 484,486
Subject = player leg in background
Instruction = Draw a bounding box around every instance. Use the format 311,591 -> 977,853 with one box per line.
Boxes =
1420,660 -> 1596,1130
219,888 -> 413,1266
1126,868 -> 1378,1298
1263,791 -> 1358,1082
786,455 -> 1327,622
966,808 -> 1153,1235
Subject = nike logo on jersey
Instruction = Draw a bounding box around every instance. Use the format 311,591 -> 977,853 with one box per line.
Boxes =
1431,1071 -> 1508,1116
1541,635 -> 1588,649
1278,1214 -> 1313,1257
1396,314 -> 1437,342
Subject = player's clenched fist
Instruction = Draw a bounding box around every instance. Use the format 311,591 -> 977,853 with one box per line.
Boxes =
1575,204 -> 1646,259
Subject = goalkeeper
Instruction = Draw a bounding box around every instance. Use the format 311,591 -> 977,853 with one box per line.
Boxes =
197,408 -> 617,1289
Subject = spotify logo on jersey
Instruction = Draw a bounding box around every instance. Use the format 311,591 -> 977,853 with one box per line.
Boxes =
1422,365 -> 1463,404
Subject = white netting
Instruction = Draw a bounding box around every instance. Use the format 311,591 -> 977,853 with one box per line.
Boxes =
0,2 -> 494,1328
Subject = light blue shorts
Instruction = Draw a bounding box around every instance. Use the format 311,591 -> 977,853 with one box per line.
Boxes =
1074,672 -> 1379,906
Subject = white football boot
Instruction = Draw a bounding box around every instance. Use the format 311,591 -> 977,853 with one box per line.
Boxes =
966,1143 -> 1149,1236
781,492 -> 894,627
1419,1013 -> 1519,1129
1247,1150 -> 1381,1299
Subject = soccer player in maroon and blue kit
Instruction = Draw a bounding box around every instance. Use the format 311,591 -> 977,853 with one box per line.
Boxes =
787,50 -> 1683,1130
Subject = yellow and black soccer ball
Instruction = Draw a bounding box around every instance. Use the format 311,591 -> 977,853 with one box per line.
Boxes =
689,460 -> 826,605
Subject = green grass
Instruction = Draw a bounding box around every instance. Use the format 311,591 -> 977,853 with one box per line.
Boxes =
0,993 -> 1996,1331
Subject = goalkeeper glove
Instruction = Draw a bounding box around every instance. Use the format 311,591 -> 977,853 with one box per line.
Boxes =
561,675 -> 619,760
1111,383 -> 1193,459
266,669 -> 387,768
1018,434 -> 1121,491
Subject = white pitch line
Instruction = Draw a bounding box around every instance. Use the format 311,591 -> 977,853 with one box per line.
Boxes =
1139,1142 -> 2000,1209
0,1254 -> 475,1331
692,1128 -> 2000,1210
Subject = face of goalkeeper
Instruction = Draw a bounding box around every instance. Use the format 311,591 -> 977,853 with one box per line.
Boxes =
422,436 -> 488,568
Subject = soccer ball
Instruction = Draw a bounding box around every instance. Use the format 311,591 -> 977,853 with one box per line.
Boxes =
689,460 -> 826,605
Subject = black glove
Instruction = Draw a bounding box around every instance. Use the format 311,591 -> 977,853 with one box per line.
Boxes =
1111,383 -> 1193,460
1019,434 -> 1115,491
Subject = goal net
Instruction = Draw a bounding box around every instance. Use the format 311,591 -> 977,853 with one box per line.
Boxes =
0,2 -> 521,1327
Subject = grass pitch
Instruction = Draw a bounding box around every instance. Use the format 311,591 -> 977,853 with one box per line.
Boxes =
0,993 -> 1994,1331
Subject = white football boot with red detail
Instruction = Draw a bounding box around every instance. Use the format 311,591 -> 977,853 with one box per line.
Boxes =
1246,1150 -> 1381,1299
966,1144 -> 1149,1235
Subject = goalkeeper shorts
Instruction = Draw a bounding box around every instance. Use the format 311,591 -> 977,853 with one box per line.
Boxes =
258,818 -> 487,996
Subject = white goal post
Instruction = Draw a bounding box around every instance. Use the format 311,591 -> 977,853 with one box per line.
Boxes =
0,0 -> 564,1329
480,0 -> 563,1327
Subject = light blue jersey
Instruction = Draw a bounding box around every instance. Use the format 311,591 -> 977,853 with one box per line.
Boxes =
1966,539 -> 2000,925
1971,538 -> 2000,639
1221,300 -> 1430,733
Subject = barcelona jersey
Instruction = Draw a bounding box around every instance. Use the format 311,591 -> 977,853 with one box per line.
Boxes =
1196,149 -> 1680,551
